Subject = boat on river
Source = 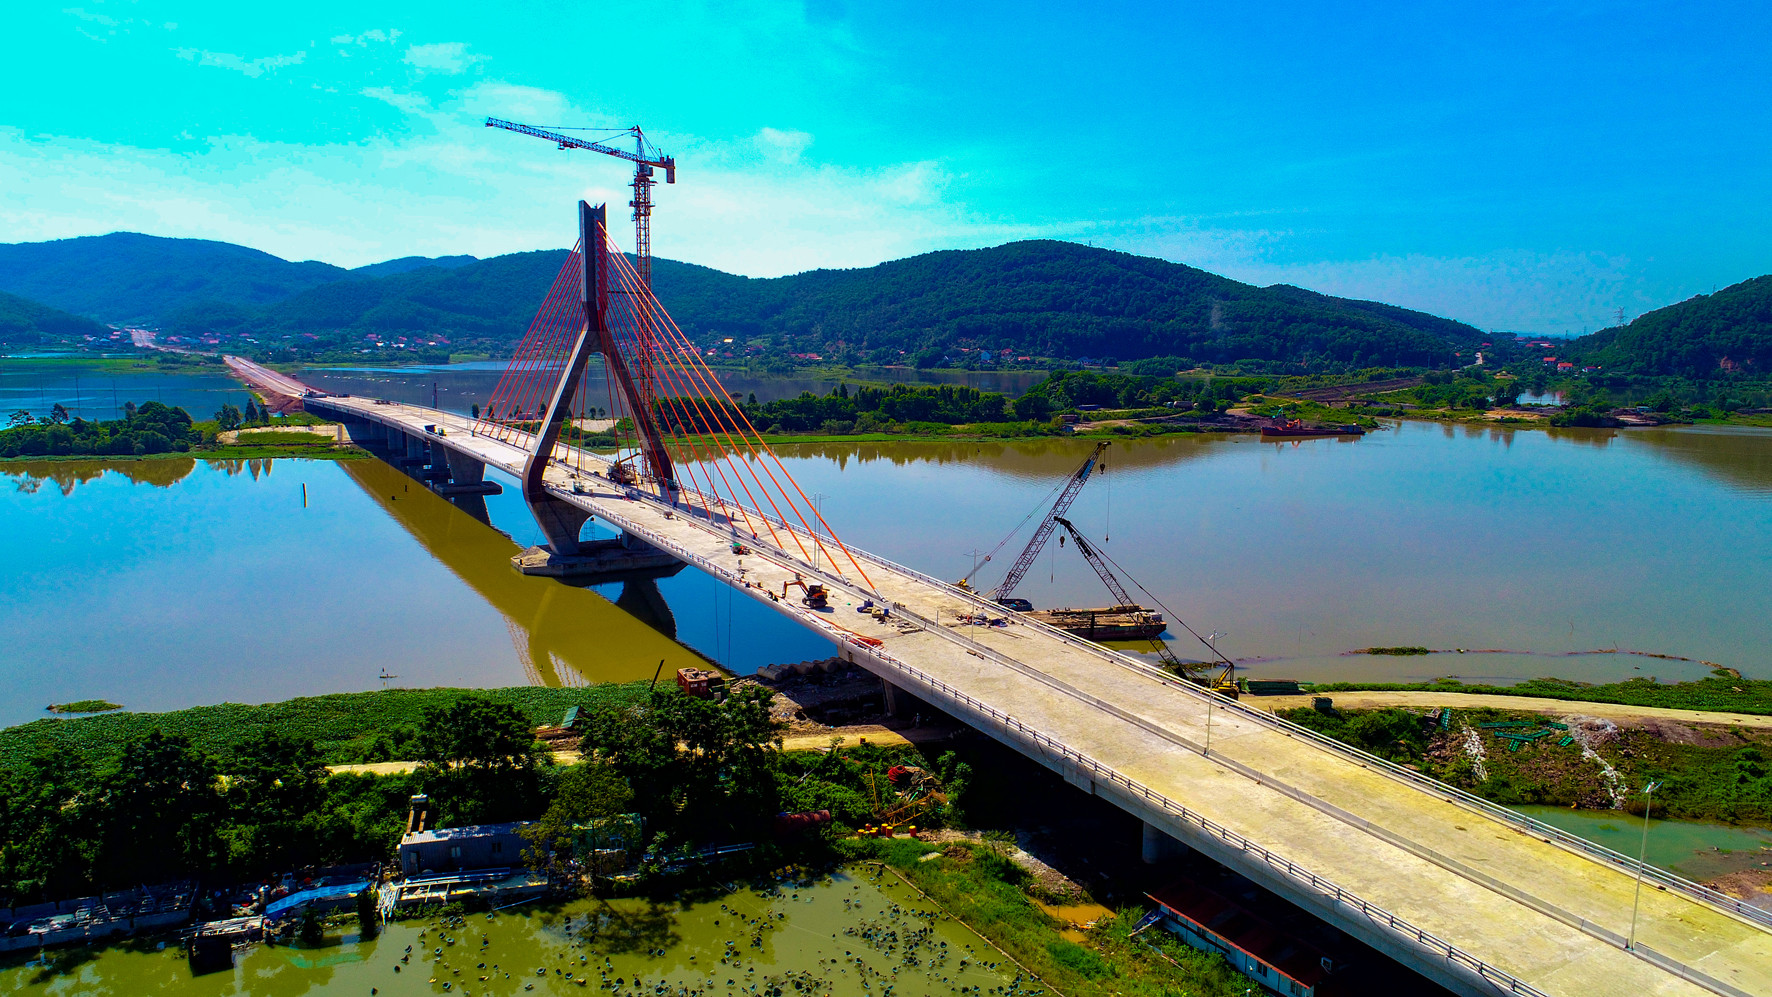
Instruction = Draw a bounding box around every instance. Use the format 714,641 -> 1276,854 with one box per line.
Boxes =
1026,604 -> 1167,640
1261,418 -> 1365,439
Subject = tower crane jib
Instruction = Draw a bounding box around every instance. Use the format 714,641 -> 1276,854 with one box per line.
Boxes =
484,117 -> 676,288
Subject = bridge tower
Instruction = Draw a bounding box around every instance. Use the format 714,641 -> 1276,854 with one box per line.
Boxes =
519,201 -> 677,560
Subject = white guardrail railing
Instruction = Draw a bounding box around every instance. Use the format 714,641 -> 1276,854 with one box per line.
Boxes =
324,400 -> 1764,995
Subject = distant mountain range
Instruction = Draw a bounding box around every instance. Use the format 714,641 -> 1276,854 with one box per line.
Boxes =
0,232 -> 1497,368
7,231 -> 1767,377
1569,276 -> 1772,377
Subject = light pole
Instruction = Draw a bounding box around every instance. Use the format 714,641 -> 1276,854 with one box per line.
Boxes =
1203,631 -> 1226,756
1628,780 -> 1663,951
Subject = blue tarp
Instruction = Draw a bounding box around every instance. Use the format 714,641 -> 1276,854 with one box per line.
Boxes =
264,880 -> 370,919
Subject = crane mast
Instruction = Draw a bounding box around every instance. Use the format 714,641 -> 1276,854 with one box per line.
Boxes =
988,441 -> 1109,610
484,117 -> 676,290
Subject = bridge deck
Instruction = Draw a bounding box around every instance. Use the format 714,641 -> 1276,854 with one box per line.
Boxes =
307,391 -> 1770,997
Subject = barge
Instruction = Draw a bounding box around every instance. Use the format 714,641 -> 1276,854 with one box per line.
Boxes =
1025,604 -> 1166,640
1261,418 -> 1365,439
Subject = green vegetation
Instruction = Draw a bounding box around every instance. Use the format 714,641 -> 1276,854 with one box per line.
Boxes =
3,233 -> 1488,369
0,685 -> 647,769
0,400 -> 203,457
0,684 -> 952,903
1281,703 -> 1772,826
1359,646 -> 1433,656
0,397 -> 369,461
1308,671 -> 1772,716
1569,275 -> 1772,377
844,839 -> 1253,997
45,701 -> 122,715
651,371 -> 1282,441
0,232 -> 349,325
0,290 -> 106,347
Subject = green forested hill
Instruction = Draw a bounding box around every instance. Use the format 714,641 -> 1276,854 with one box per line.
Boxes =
0,233 -> 349,324
0,232 -> 1488,366
0,290 -> 106,346
229,240 -> 1479,366
650,241 -> 1478,366
1571,276 -> 1772,376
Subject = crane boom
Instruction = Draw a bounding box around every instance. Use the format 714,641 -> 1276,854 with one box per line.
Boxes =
1052,516 -> 1188,671
485,117 -> 676,289
990,441 -> 1109,609
484,118 -> 676,178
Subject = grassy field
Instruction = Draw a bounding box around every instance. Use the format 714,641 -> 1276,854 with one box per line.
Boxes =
1308,671 -> 1772,716
1280,701 -> 1772,825
0,684 -> 652,767
843,838 -> 1254,997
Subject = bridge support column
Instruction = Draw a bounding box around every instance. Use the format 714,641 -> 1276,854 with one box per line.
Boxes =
1141,821 -> 1188,864
882,680 -> 911,717
444,448 -> 485,485
438,447 -> 502,496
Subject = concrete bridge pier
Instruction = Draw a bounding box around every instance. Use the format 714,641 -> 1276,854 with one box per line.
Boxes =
882,680 -> 923,718
1142,821 -> 1189,864
438,448 -> 501,497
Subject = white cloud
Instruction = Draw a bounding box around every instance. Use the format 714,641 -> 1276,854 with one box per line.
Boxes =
174,47 -> 307,78
0,76 -> 1678,331
331,28 -> 399,47
403,41 -> 485,75
753,127 -> 813,165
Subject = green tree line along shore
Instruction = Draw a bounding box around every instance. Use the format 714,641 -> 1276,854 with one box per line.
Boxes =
0,396 -> 360,460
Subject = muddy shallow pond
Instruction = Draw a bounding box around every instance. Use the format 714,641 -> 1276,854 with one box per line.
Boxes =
0,867 -> 1026,997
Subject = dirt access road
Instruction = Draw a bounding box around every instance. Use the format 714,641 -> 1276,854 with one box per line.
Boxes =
1254,690 -> 1772,730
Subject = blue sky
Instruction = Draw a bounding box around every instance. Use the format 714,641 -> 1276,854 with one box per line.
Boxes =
2,1 -> 1767,333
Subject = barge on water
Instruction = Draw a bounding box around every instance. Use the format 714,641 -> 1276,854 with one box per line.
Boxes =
1261,418 -> 1365,439
1025,604 -> 1166,640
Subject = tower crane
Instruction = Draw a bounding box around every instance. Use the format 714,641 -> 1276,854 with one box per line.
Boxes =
964,441 -> 1110,611
484,118 -> 677,289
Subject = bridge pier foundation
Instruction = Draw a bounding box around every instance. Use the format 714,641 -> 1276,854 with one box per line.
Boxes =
512,529 -> 683,580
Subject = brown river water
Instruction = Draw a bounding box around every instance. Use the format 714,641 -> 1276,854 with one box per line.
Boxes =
3,418 -> 1770,726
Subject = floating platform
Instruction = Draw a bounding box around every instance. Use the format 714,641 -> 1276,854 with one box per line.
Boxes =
1026,605 -> 1166,640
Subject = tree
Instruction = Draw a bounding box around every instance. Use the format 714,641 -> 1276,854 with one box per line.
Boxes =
520,761 -> 633,880
49,403 -> 69,424
93,731 -> 224,886
0,747 -> 97,901
226,730 -> 328,873
586,686 -> 783,842
414,697 -> 544,824
215,404 -> 243,431
7,409 -> 29,427
470,403 -> 480,419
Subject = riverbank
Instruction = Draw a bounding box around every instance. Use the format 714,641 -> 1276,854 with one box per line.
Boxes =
1305,671 -> 1772,716
0,685 -> 651,767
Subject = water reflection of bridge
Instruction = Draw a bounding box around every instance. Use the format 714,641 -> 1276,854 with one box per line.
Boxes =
337,458 -> 697,688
